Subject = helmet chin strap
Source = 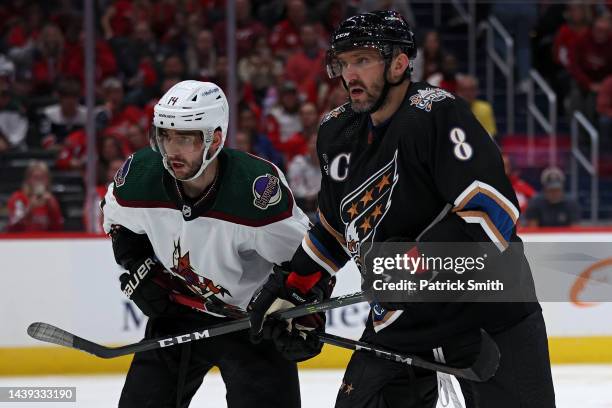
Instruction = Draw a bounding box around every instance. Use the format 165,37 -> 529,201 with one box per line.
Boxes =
367,60 -> 407,114
341,59 -> 408,115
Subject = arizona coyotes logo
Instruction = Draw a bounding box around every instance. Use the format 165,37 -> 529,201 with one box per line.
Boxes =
340,151 -> 399,268
171,239 -> 231,298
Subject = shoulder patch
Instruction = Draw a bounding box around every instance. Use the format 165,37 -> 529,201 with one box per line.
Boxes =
320,103 -> 348,125
252,173 -> 282,209
111,148 -> 171,206
114,154 -> 134,187
409,88 -> 455,112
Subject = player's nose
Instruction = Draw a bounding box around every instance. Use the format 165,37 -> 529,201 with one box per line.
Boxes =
343,70 -> 360,84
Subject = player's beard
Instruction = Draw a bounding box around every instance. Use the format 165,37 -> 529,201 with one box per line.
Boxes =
168,154 -> 203,180
349,78 -> 385,113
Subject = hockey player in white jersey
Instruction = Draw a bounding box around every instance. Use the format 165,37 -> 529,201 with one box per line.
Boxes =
102,80 -> 327,407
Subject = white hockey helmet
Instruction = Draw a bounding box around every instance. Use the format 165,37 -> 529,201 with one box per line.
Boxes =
151,80 -> 229,181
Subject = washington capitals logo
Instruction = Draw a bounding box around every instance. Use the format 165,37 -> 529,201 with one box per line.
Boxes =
171,239 -> 231,298
409,88 -> 454,112
340,151 -> 399,267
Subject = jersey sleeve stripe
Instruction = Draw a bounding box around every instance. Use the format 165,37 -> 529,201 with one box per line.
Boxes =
455,192 -> 515,242
372,309 -> 404,333
317,210 -> 346,245
453,181 -> 519,224
456,210 -> 509,252
301,235 -> 340,275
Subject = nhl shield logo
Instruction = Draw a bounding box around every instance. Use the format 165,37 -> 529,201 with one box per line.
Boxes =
252,174 -> 282,209
340,151 -> 399,266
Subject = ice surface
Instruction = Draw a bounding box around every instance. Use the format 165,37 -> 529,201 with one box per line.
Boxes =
0,365 -> 610,407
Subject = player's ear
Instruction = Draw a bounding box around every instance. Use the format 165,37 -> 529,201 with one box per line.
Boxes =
392,53 -> 410,80
212,129 -> 223,149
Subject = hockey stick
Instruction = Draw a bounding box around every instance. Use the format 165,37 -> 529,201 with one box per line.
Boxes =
26,291 -> 367,359
315,330 -> 500,382
175,294 -> 500,382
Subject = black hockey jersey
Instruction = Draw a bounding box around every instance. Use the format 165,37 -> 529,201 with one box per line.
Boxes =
300,82 -> 539,350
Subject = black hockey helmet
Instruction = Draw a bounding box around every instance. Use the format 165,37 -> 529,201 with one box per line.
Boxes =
326,10 -> 416,79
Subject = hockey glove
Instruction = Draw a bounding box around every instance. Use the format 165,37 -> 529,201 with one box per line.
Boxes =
119,256 -> 178,318
248,264 -> 332,343
262,314 -> 324,362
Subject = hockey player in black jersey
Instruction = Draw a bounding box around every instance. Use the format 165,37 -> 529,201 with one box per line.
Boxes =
249,10 -> 556,408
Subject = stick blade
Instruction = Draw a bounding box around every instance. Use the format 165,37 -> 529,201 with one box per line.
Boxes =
27,322 -> 75,348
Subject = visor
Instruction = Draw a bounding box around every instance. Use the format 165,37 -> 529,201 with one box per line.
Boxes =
325,43 -> 388,79
151,127 -> 211,155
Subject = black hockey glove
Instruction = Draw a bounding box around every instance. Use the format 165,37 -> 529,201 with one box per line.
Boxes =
249,264 -> 333,361
262,315 -> 324,362
248,266 -> 335,343
110,225 -> 179,318
119,255 -> 178,318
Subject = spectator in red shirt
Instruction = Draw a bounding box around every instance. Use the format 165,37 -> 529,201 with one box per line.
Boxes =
55,129 -> 86,171
213,0 -> 267,58
29,24 -> 66,96
6,160 -> 64,232
596,74 -> 612,149
283,102 -> 320,162
431,54 -> 458,94
95,77 -> 146,141
269,0 -> 308,59
502,154 -> 536,214
59,19 -> 118,92
5,3 -> 43,48
553,3 -> 591,69
265,80 -> 303,151
569,14 -> 612,121
150,0 -> 180,39
285,23 -> 326,103
101,0 -> 136,40
110,21 -> 159,104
